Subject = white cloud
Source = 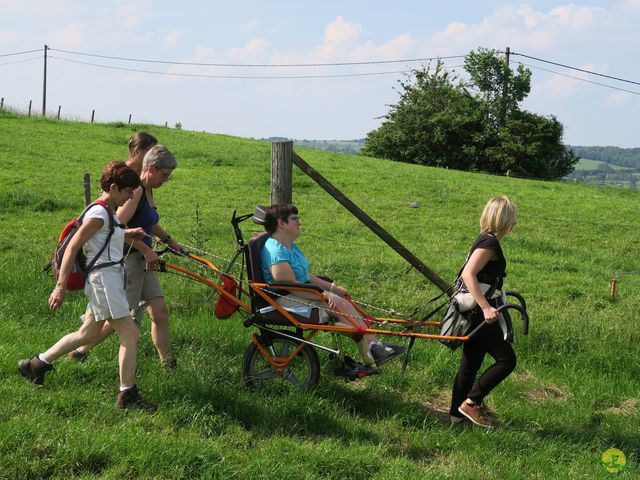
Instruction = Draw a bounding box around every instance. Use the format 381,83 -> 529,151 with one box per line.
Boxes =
324,16 -> 363,45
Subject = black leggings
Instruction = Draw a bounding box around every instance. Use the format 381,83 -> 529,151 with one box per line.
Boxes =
449,321 -> 516,416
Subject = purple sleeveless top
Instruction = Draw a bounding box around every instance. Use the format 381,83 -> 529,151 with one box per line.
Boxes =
128,186 -> 160,247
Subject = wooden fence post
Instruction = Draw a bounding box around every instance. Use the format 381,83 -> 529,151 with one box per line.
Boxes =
0,98 -> 4,110
128,114 -> 132,124
91,110 -> 95,123
28,100 -> 32,117
57,106 -> 61,120
271,141 -> 293,205
83,173 -> 91,206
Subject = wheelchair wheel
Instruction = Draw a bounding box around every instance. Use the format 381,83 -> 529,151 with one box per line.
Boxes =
243,331 -> 320,391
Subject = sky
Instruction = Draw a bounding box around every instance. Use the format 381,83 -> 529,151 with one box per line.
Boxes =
1,0 -> 639,147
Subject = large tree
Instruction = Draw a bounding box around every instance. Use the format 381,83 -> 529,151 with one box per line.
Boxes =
361,48 -> 579,180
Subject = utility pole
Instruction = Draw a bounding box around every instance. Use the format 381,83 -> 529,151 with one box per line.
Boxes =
42,45 -> 48,117
501,46 -> 511,125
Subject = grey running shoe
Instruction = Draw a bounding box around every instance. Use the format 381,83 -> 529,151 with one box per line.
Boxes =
370,343 -> 403,366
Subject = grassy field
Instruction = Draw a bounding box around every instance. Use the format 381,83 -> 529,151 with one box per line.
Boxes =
573,158 -> 634,171
1,111 -> 639,479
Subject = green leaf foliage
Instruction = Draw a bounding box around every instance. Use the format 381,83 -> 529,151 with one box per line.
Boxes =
362,49 -> 579,180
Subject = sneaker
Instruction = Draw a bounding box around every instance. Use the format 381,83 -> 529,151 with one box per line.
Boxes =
382,342 -> 406,355
458,401 -> 493,428
370,343 -> 403,366
67,349 -> 88,363
116,385 -> 157,412
334,356 -> 380,381
18,356 -> 53,386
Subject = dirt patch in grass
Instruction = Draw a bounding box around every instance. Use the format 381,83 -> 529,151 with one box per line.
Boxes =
515,371 -> 568,404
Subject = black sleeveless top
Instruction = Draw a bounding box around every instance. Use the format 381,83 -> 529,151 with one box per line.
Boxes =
458,232 -> 507,291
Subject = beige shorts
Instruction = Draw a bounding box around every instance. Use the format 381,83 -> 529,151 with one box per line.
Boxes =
85,266 -> 130,321
125,251 -> 165,326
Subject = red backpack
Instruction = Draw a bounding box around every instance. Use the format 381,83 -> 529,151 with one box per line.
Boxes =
51,200 -> 119,290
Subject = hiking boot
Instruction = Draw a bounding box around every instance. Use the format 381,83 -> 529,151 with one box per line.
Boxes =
18,356 -> 53,386
458,401 -> 493,428
370,343 -> 403,366
116,385 -> 157,412
67,349 -> 88,363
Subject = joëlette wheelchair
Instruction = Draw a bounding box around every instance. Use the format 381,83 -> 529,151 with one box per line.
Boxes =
159,208 -> 529,391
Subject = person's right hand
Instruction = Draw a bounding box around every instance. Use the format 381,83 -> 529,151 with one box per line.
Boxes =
49,286 -> 65,310
144,249 -> 160,271
482,305 -> 500,323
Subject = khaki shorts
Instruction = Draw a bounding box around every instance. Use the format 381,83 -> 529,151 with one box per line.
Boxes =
125,251 -> 164,326
85,266 -> 130,321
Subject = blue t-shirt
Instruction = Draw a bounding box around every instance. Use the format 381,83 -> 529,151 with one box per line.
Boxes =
261,237 -> 310,284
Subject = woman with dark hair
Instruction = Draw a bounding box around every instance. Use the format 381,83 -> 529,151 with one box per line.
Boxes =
18,161 -> 155,410
258,204 -> 404,371
126,131 -> 157,174
71,145 -> 182,369
449,195 -> 518,428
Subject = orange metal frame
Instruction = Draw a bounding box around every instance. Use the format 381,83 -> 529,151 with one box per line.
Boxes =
162,252 -> 477,372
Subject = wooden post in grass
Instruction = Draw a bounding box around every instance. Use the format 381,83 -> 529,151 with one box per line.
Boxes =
83,174 -> 91,206
271,141 -> 293,205
610,278 -> 618,299
28,100 -> 32,117
128,114 -> 132,125
57,106 -> 61,120
91,110 -> 95,123
1,98 -> 4,110
292,151 -> 451,293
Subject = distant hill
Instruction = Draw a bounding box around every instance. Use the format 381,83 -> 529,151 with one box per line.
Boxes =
569,145 -> 640,169
566,145 -> 640,189
260,137 -> 365,155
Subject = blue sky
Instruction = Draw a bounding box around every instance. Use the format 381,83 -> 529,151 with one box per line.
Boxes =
1,1 -> 639,146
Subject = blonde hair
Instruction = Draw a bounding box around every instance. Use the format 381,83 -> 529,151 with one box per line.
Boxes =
480,196 -> 517,237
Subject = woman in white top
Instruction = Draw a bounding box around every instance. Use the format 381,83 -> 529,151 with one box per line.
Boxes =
18,161 -> 155,411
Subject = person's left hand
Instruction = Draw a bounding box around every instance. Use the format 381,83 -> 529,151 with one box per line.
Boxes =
124,227 -> 146,242
333,285 -> 349,298
168,238 -> 184,254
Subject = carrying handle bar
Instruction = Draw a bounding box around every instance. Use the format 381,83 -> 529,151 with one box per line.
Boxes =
467,303 -> 529,340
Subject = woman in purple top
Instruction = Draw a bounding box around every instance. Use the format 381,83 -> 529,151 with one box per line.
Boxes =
449,196 -> 518,428
72,145 -> 182,369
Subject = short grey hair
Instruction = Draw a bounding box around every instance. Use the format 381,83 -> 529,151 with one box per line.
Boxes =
142,144 -> 177,171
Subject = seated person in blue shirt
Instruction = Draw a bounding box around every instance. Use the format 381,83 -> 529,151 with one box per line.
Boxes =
258,203 -> 404,369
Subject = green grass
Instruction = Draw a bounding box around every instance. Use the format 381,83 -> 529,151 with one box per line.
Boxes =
573,158 -> 634,172
1,111 -> 639,479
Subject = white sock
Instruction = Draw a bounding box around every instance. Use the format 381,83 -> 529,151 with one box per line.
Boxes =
119,385 -> 134,392
38,354 -> 51,364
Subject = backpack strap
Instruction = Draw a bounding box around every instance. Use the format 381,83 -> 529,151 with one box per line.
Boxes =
84,200 -> 123,272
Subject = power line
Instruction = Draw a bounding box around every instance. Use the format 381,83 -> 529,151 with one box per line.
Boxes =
0,48 -> 42,58
517,61 -> 640,97
50,55 -> 417,79
512,51 -> 640,87
0,56 -> 42,67
49,47 -> 465,68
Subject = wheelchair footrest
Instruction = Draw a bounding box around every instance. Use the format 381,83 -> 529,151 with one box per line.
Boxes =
334,355 -> 380,381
